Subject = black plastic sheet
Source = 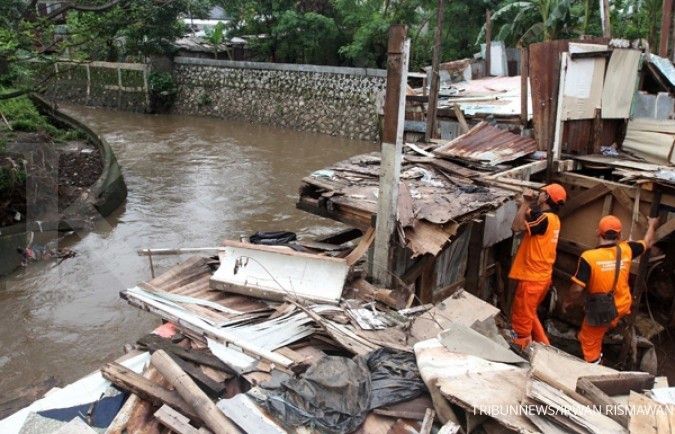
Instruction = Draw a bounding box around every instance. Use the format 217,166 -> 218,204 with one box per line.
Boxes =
255,349 -> 427,433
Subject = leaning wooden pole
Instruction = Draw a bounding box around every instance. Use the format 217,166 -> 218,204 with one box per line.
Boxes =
151,350 -> 242,434
370,25 -> 410,287
660,0 -> 673,57
425,0 -> 444,142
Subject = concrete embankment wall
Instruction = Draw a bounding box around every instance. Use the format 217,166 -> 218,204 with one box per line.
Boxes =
171,57 -> 386,141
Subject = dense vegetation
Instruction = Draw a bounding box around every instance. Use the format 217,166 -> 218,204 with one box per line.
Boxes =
0,0 -> 668,89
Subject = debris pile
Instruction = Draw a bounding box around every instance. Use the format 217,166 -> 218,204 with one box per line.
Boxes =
2,234 -> 673,434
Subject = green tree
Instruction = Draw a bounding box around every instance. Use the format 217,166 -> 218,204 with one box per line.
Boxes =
479,0 -> 583,45
205,21 -> 226,60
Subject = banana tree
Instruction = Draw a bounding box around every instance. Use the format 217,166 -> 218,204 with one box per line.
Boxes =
477,0 -> 580,45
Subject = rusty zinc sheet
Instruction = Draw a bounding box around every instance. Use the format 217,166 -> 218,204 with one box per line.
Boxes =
432,121 -> 537,165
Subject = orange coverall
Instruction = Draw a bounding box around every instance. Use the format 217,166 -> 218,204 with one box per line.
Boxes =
509,211 -> 561,349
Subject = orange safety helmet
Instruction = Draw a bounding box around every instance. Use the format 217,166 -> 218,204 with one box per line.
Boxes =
541,183 -> 567,205
598,215 -> 622,237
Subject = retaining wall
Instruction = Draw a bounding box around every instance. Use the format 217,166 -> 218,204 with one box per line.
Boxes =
171,57 -> 386,141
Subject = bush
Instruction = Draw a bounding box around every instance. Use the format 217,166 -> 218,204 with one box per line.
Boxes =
0,92 -> 58,135
148,71 -> 176,113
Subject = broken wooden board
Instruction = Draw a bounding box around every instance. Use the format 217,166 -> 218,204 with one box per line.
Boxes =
217,393 -> 287,434
527,379 -> 626,434
562,43 -> 607,120
414,338 -> 537,433
530,343 -> 617,392
438,323 -> 525,364
404,220 -> 458,258
211,240 -> 349,304
409,289 -> 500,342
154,405 -> 211,434
602,49 -> 641,119
628,391 -> 675,434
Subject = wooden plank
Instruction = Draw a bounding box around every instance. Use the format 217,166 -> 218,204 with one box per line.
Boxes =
452,104 -> 469,134
151,350 -> 243,434
138,335 -> 236,374
101,362 -> 201,422
154,405 -> 210,434
419,408 -> 435,434
521,46 -> 529,125
610,187 -> 647,226
628,392 -> 659,434
559,183 -> 610,218
602,49 -> 642,119
217,394 -> 287,434
655,217 -> 675,242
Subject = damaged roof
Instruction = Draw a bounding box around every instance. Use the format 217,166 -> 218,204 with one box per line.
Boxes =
433,121 -> 538,166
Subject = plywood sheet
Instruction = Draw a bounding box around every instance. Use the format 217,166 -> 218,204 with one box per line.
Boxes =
602,49 -> 642,119
562,44 -> 607,120
410,289 -> 500,342
623,130 -> 675,165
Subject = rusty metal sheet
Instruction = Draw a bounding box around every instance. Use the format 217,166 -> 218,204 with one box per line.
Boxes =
432,121 -> 537,165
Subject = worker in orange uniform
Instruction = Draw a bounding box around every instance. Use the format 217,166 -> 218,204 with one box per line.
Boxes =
568,215 -> 659,363
509,183 -> 567,350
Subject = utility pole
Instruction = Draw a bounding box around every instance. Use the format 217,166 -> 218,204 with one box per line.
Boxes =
600,0 -> 611,38
660,0 -> 673,57
425,0 -> 445,142
485,10 -> 492,76
371,25 -> 410,287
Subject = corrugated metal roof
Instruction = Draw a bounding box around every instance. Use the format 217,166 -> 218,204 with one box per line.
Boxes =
432,121 -> 537,165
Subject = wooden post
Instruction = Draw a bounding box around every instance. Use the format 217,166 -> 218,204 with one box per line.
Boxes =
520,45 -> 529,126
485,10 -> 492,76
117,66 -> 123,108
620,189 -> 662,369
151,350 -> 242,434
425,0 -> 444,142
370,25 -> 410,287
660,0 -> 673,57
143,66 -> 151,112
600,0 -> 611,38
85,64 -> 91,105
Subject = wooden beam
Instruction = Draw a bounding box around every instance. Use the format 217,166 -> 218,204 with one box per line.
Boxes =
550,53 -> 568,180
419,408 -> 436,434
151,350 -> 242,434
600,0 -> 611,38
485,10 -> 492,76
520,46 -> 529,125
559,184 -> 610,219
425,0 -> 444,142
101,362 -> 201,423
570,50 -> 613,60
484,160 -> 548,180
655,217 -> 675,242
576,372 -> 655,428
371,25 -> 409,287
154,405 -> 211,434
452,104 -> 469,133
660,0 -> 674,58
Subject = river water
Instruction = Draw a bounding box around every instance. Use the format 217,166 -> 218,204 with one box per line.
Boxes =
0,105 -> 376,399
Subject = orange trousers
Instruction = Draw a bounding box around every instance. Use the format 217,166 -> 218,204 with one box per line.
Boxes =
578,316 -> 623,362
511,280 -> 551,348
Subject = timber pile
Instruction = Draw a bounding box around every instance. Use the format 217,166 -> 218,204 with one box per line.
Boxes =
1,235 -> 674,433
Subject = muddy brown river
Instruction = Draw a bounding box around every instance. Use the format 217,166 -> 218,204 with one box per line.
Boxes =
0,105 -> 376,399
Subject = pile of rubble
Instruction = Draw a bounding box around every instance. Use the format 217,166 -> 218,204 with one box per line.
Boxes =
2,233 -> 673,434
